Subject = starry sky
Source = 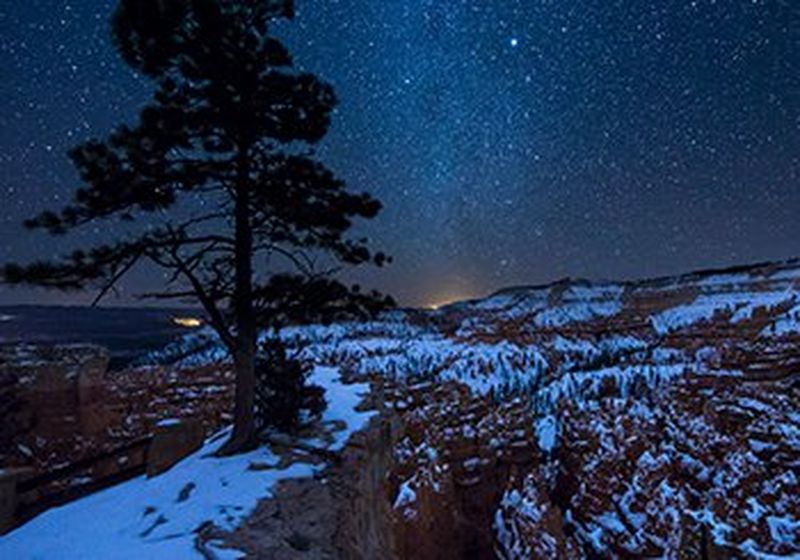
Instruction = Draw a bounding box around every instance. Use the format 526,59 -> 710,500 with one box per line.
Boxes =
1,1 -> 798,307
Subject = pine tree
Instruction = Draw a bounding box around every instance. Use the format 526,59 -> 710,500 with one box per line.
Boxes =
2,0 -> 392,455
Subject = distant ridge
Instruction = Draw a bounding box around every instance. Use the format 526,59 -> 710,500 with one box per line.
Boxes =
489,256 -> 800,299
0,305 -> 207,368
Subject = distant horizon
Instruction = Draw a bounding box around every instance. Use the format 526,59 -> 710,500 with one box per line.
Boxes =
3,252 -> 798,310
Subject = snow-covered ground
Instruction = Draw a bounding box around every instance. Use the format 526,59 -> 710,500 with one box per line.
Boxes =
4,258 -> 799,558
0,366 -> 374,560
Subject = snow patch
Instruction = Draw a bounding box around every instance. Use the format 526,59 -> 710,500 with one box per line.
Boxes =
0,366 -> 374,560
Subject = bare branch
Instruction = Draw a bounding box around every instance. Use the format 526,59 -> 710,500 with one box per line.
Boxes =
161,247 -> 235,351
90,252 -> 142,306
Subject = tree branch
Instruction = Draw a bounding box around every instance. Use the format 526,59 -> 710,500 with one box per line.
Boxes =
90,251 -> 142,306
169,251 -> 235,351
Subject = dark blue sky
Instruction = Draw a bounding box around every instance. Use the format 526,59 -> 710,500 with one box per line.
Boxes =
1,1 -> 798,307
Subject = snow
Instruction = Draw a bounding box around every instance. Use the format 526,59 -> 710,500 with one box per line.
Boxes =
650,293 -> 752,335
566,284 -> 624,300
393,481 -> 417,510
312,366 -> 375,451
651,295 -> 720,334
762,302 -> 800,336
10,261 -> 800,557
534,299 -> 622,328
595,512 -> 627,534
535,415 -> 558,453
0,435 -> 309,559
472,293 -> 520,311
650,291 -> 795,335
503,295 -> 549,319
730,291 -> 795,323
550,335 -> 595,354
0,366 -> 374,560
697,272 -> 753,287
537,363 -> 686,412
745,498 -> 767,523
766,515 -> 800,546
767,266 -> 800,281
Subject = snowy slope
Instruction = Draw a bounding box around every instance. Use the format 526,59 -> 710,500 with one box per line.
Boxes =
0,367 -> 374,560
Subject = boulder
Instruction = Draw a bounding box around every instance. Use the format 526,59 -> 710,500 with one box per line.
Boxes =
0,467 -> 33,534
147,419 -> 205,477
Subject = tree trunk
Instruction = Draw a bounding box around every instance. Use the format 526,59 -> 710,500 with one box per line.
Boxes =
217,148 -> 258,456
219,342 -> 257,455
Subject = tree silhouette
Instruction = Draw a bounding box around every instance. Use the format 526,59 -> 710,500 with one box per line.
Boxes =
2,0 -> 392,454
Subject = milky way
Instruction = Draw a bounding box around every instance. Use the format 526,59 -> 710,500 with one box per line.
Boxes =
1,1 -> 798,306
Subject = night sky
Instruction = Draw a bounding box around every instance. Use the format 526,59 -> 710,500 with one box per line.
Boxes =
1,1 -> 798,307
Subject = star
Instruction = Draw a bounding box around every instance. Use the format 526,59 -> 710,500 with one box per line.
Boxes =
0,0 -> 797,307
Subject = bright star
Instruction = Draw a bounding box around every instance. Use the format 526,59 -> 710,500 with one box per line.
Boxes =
510,37 -> 519,47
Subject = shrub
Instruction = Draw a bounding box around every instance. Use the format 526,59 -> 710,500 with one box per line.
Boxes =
254,339 -> 326,433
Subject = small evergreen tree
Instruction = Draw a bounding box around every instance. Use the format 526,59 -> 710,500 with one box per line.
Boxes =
254,338 -> 325,433
2,0 -> 392,454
